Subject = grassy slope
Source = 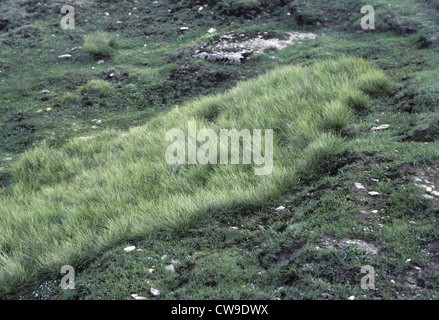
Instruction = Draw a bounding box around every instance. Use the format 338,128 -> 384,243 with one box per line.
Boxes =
1,0 -> 439,299
0,56 -> 390,294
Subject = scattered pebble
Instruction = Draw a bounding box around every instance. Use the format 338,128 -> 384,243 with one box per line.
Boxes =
355,182 -> 365,190
371,124 -> 390,131
58,54 -> 72,59
124,246 -> 136,252
275,206 -> 285,211
165,264 -> 175,273
348,296 -> 355,300
368,191 -> 381,196
147,256 -> 158,263
78,136 -> 94,141
150,288 -> 160,296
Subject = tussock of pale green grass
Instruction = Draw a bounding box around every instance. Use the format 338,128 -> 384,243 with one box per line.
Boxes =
0,57 -> 390,295
79,79 -> 114,97
83,32 -> 118,58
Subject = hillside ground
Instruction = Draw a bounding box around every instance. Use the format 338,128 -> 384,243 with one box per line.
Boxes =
1,0 -> 439,299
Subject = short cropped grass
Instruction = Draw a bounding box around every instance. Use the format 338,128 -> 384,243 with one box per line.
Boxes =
0,57 -> 390,295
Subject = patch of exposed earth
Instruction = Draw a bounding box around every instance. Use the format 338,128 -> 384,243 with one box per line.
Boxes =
194,31 -> 318,65
317,236 -> 380,255
398,161 -> 439,199
402,121 -> 439,142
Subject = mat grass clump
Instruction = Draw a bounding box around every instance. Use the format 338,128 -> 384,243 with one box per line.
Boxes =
0,57 -> 390,295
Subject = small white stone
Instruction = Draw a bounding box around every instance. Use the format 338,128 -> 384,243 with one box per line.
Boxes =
275,206 -> 285,211
348,296 -> 355,300
371,124 -> 390,131
208,28 -> 217,34
78,136 -> 94,141
355,182 -> 365,190
368,191 -> 381,196
165,264 -> 175,273
124,246 -> 136,252
150,288 -> 160,296
58,54 -> 72,59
